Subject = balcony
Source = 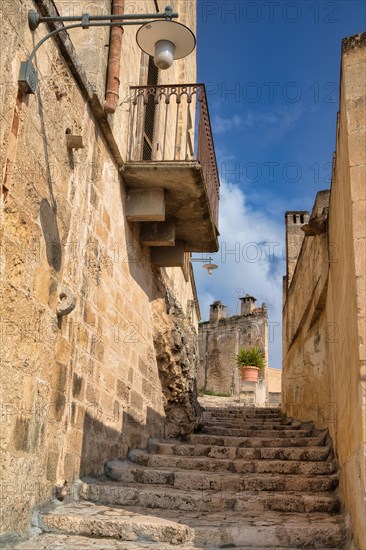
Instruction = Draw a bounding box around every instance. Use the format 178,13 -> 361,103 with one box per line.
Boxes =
122,83 -> 220,262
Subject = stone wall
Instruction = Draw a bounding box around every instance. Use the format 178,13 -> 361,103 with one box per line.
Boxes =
198,298 -> 268,397
267,367 -> 282,405
0,0 -> 199,536
282,33 -> 366,550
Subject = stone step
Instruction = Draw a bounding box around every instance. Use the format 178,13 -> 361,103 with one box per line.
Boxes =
203,413 -> 282,419
203,424 -> 318,437
5,536 -> 348,550
202,426 -> 320,438
205,408 -> 281,412
149,439 -> 327,458
27,507 -> 347,549
128,449 -> 337,475
81,480 -> 340,514
203,407 -> 281,413
203,413 -> 293,420
201,428 -> 313,438
144,441 -> 331,460
203,418 -> 301,430
37,501 -> 193,545
186,432 -> 329,450
105,460 -> 339,492
204,412 -> 282,419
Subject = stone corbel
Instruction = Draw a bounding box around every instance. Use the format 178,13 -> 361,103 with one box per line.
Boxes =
56,284 -> 76,316
301,207 -> 329,237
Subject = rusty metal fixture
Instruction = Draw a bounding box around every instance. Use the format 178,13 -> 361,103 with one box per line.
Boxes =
104,0 -> 124,114
127,83 -> 220,227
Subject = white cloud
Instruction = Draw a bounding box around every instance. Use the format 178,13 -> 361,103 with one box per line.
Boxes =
212,104 -> 304,146
193,180 -> 285,369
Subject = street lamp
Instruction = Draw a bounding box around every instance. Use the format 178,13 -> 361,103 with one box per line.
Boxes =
18,6 -> 196,94
191,256 -> 219,276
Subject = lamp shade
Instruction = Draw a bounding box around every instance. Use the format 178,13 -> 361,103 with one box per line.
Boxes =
136,20 -> 196,67
202,263 -> 218,275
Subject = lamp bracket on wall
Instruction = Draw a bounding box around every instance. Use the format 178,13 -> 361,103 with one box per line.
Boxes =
19,6 -> 183,94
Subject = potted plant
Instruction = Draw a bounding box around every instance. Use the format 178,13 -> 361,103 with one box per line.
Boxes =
235,347 -> 265,382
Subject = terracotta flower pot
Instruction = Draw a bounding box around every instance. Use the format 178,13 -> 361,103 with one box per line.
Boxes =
240,366 -> 260,382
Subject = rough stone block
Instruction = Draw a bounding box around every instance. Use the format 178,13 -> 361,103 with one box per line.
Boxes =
129,390 -> 143,411
117,379 -> 130,402
151,240 -> 185,267
140,220 -> 175,246
126,189 -> 165,222
46,452 -> 59,482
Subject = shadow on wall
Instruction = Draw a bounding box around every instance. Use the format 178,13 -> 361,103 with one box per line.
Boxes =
79,407 -> 165,477
39,198 -> 62,271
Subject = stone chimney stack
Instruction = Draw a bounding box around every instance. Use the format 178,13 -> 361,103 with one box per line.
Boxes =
209,301 -> 227,324
285,211 -> 310,289
240,294 -> 257,315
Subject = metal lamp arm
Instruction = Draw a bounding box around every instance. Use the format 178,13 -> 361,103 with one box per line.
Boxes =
28,6 -> 177,30
27,19 -> 172,65
18,6 -> 178,94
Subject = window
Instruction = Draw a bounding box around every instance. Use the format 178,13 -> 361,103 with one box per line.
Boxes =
143,56 -> 159,160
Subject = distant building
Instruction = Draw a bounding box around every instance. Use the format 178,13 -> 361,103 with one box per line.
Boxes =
198,295 -> 279,405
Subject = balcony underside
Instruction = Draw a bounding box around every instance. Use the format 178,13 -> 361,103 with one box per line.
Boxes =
121,161 -> 219,253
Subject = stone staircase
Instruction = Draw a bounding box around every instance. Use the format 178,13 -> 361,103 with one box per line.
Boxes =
14,406 -> 349,549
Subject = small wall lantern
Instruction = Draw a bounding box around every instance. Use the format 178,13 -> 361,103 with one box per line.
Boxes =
191,256 -> 219,276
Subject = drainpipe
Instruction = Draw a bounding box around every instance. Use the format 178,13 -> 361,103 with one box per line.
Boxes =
104,0 -> 124,113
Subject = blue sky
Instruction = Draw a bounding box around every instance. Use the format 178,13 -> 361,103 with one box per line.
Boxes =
193,0 -> 366,369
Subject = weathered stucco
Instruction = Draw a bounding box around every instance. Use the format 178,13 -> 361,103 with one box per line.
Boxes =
0,0 -> 201,537
282,33 -> 366,550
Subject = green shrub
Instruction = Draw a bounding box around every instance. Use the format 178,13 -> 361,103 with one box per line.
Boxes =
235,347 -> 265,369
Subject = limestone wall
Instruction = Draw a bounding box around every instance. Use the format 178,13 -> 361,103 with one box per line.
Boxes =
267,368 -> 282,393
282,33 -> 366,550
0,0 -> 199,536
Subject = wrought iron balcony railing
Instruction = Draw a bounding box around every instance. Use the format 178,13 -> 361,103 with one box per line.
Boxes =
127,83 -> 220,228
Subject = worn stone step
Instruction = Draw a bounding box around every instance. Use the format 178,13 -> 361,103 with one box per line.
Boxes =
201,432 -> 312,438
105,460 -> 339,492
203,411 -> 282,424
203,419 -> 301,430
17,510 -> 346,548
128,449 -> 337,475
81,480 -> 340,514
150,438 -> 327,459
203,407 -> 281,412
202,410 -> 288,424
145,440 -> 330,460
202,426 -> 321,439
36,501 -> 193,545
202,419 -> 298,428
186,432 -> 328,451
5,537 -> 347,550
203,412 -> 282,419
202,428 -> 312,438
187,509 -> 347,548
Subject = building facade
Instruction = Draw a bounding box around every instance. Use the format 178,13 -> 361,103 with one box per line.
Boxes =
0,0 -> 219,536
198,295 -> 269,403
282,33 -> 366,550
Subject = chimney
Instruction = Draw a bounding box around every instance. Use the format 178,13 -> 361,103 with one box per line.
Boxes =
285,211 -> 310,289
240,294 -> 257,315
209,301 -> 227,324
